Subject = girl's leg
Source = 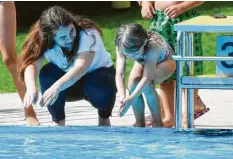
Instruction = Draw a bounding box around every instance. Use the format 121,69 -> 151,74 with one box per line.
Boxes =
83,66 -> 117,126
160,82 -> 206,128
142,83 -> 163,127
194,89 -> 206,112
159,81 -> 175,127
147,81 -> 175,128
156,60 -> 205,128
0,2 -> 39,125
150,59 -> 176,127
128,62 -> 146,127
39,63 -> 66,126
129,59 -> 175,127
193,30 -> 206,113
182,89 -> 206,128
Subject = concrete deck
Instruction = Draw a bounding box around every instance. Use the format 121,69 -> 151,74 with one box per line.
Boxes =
0,89 -> 232,128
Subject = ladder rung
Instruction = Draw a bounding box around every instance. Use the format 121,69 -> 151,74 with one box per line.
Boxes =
182,76 -> 233,85
181,84 -> 233,89
171,55 -> 233,61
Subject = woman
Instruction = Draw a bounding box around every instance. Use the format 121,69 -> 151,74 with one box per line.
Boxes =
0,1 -> 39,125
18,6 -> 117,126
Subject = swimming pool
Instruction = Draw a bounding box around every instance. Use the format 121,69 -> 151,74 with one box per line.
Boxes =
0,126 -> 232,159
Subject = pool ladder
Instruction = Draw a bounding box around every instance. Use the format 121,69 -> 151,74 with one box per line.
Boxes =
172,31 -> 233,130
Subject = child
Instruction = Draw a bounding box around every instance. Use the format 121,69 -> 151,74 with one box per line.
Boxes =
18,6 -> 117,126
115,23 -> 175,127
139,1 -> 208,127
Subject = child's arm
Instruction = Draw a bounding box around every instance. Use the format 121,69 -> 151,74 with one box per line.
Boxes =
40,52 -> 94,107
115,46 -> 127,100
127,59 -> 156,101
179,1 -> 204,13
119,57 -> 157,117
126,44 -> 159,101
53,52 -> 94,92
24,57 -> 43,107
164,1 -> 204,19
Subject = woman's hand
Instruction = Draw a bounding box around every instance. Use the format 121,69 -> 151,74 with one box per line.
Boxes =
39,85 -> 60,107
141,2 -> 155,20
164,4 -> 185,19
119,94 -> 126,105
118,96 -> 133,117
23,88 -> 39,108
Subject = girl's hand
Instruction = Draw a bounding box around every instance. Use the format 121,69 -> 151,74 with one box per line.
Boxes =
118,96 -> 133,117
23,89 -> 39,108
141,2 -> 156,20
164,4 -> 185,19
122,96 -> 133,107
39,85 -> 60,107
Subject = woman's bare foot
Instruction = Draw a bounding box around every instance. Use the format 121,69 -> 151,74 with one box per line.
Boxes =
25,106 -> 40,126
52,119 -> 65,126
98,117 -> 111,126
26,116 -> 40,126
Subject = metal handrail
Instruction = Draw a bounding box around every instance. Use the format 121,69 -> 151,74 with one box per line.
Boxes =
171,55 -> 233,61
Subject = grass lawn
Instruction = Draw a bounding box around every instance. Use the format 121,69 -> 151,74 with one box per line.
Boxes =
1,2 -> 233,92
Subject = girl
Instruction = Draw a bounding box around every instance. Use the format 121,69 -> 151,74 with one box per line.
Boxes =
18,6 -> 117,126
115,23 -> 176,127
139,1 -> 208,127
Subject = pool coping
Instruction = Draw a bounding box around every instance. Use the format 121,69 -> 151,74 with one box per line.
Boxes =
0,89 -> 232,129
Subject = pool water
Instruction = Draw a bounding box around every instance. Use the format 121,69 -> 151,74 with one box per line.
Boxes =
0,126 -> 232,159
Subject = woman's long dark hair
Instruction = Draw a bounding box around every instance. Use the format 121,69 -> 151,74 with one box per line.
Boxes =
18,6 -> 102,80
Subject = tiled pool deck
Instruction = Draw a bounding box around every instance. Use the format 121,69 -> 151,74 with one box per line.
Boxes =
0,89 -> 232,128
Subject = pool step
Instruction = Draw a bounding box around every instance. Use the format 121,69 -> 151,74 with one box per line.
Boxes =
181,75 -> 233,89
